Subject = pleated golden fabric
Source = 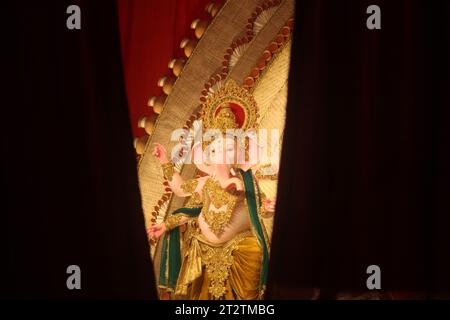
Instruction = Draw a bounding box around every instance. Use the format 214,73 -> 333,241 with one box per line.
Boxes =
175,227 -> 262,300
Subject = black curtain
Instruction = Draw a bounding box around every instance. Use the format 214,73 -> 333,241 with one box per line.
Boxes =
267,0 -> 450,298
2,1 -> 156,299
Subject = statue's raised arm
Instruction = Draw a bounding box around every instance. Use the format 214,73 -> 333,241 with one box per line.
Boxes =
152,142 -> 203,197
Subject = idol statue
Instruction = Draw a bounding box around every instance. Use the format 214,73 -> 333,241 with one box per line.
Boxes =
148,80 -> 275,300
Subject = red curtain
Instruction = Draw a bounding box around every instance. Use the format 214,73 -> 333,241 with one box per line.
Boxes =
117,0 -> 211,137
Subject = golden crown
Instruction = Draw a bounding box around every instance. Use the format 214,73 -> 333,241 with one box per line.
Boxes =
211,105 -> 238,131
201,80 -> 258,132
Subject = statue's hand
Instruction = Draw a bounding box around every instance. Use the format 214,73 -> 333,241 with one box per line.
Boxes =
263,198 -> 276,213
152,143 -> 169,164
147,223 -> 167,240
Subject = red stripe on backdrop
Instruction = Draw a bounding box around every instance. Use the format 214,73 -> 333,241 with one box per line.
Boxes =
116,0 -> 212,138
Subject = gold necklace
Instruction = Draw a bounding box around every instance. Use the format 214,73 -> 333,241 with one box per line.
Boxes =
201,178 -> 240,236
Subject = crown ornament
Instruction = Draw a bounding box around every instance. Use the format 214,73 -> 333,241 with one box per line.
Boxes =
201,80 -> 259,132
211,106 -> 238,131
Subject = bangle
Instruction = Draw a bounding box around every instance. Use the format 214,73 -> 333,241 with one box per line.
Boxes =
162,162 -> 175,181
164,214 -> 184,231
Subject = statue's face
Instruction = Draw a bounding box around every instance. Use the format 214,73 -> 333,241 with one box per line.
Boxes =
208,137 -> 236,165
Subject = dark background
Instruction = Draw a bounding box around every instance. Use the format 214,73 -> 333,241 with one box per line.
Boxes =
2,0 -> 449,299
267,0 -> 450,299
2,0 -> 156,299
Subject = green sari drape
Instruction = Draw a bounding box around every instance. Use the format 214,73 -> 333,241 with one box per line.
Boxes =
158,207 -> 201,290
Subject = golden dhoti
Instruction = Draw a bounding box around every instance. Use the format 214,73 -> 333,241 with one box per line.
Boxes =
174,227 -> 263,300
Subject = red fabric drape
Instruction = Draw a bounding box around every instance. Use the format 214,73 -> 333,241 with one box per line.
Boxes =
117,0 -> 211,137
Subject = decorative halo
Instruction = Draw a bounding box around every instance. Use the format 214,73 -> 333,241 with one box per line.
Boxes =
202,80 -> 259,131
